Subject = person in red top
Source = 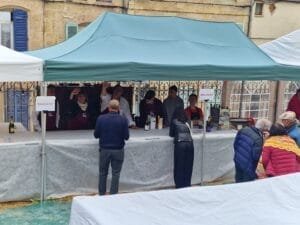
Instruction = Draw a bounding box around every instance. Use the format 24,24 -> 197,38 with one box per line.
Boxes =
261,123 -> 300,177
184,94 -> 203,127
287,89 -> 300,120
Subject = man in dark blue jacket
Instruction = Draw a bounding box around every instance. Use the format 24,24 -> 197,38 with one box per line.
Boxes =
233,119 -> 271,182
94,99 -> 129,195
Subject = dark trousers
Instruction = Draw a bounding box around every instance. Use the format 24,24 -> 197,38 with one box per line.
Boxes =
174,142 -> 194,188
99,149 -> 124,195
235,166 -> 255,183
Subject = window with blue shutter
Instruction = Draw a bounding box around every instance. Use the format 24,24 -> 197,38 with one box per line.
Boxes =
12,9 -> 28,51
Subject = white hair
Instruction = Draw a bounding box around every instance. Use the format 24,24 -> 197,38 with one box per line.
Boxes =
255,119 -> 272,131
279,111 -> 296,122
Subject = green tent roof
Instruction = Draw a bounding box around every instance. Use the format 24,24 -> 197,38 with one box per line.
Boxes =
28,12 -> 300,81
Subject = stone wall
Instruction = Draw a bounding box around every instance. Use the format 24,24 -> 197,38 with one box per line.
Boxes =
43,1 -> 122,47
128,0 -> 251,34
0,0 -> 123,50
1,0 -> 252,50
250,1 -> 300,44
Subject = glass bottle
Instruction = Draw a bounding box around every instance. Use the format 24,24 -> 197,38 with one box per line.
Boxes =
144,115 -> 150,131
9,116 -> 15,134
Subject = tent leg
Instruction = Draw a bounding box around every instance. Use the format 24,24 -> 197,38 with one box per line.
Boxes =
200,100 -> 208,186
273,81 -> 280,123
238,81 -> 245,118
136,81 -> 142,116
40,82 -> 47,202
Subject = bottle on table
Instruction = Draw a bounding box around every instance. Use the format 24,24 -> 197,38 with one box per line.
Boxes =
144,115 -> 150,131
150,112 -> 156,130
8,116 -> 15,134
157,116 -> 163,129
190,121 -> 194,129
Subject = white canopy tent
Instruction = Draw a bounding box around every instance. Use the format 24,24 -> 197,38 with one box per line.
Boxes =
260,29 -> 300,66
0,45 -> 43,81
0,45 -> 44,201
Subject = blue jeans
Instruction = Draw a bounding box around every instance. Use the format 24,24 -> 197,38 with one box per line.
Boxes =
174,142 -> 194,188
99,149 -> 124,195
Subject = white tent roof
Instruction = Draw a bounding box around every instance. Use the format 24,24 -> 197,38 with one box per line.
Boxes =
0,45 -> 43,82
260,29 -> 300,66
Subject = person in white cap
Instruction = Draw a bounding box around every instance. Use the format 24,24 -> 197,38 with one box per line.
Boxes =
279,111 -> 300,147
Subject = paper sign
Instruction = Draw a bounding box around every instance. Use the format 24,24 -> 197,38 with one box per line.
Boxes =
36,96 -> 56,111
199,89 -> 215,101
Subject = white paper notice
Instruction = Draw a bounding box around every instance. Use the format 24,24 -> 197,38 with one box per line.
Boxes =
36,96 -> 56,111
199,89 -> 215,101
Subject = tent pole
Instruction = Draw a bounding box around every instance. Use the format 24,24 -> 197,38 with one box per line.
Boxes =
40,82 -> 47,202
200,100 -> 208,186
136,81 -> 142,116
273,81 -> 280,123
238,81 -> 245,118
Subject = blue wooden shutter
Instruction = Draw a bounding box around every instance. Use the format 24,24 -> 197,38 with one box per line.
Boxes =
12,9 -> 28,51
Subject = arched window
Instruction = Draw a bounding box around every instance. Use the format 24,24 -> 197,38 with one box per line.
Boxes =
230,81 -> 271,119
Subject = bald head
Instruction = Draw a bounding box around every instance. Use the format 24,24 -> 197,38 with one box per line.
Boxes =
108,99 -> 120,112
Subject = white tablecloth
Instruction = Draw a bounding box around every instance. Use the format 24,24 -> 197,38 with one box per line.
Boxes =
0,129 -> 236,202
69,173 -> 300,225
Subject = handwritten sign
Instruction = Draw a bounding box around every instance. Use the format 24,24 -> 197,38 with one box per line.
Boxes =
199,89 -> 215,101
36,96 -> 56,111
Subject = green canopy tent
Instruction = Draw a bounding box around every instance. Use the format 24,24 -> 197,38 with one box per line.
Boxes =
28,12 -> 300,81
27,12 -> 300,201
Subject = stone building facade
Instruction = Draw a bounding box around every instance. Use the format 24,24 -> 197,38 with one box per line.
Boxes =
0,0 -> 125,50
243,0 -> 300,121
0,0 -> 252,50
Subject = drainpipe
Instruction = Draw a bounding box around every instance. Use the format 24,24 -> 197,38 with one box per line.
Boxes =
247,0 -> 254,37
122,0 -> 128,14
273,81 -> 280,122
239,0 -> 254,118
42,0 -> 46,48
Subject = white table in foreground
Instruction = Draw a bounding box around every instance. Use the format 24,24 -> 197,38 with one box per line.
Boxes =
69,173 -> 300,225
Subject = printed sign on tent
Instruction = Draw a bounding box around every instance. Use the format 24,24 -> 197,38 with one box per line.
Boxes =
199,89 -> 215,101
36,96 -> 56,111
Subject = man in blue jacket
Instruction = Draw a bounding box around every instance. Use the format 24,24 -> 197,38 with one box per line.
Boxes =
234,119 -> 271,182
280,111 -> 300,147
94,99 -> 129,195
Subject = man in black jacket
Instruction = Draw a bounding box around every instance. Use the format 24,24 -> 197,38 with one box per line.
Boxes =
94,99 -> 129,195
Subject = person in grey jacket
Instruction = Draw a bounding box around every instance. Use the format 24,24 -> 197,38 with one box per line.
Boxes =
169,107 -> 194,188
163,85 -> 184,127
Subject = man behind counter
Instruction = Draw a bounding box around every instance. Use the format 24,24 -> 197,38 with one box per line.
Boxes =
100,82 -> 136,128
